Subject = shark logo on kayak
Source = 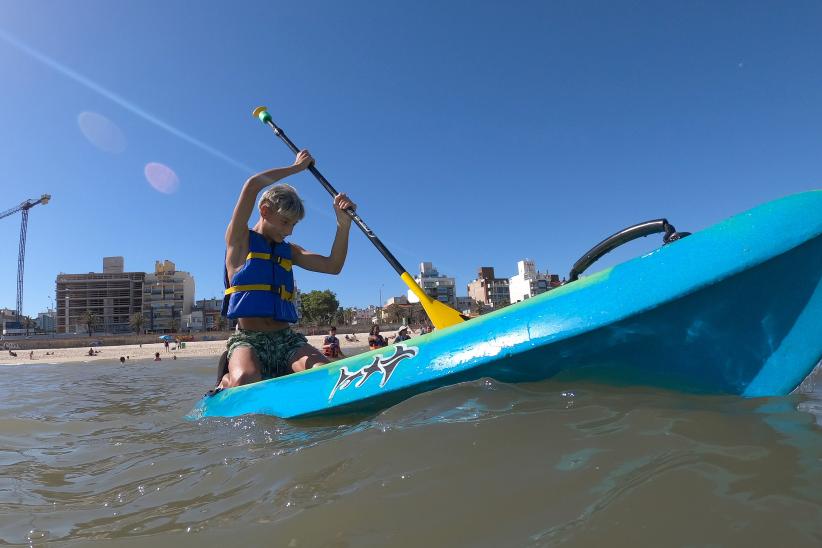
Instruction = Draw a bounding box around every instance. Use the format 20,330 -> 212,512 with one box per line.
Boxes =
329,345 -> 418,401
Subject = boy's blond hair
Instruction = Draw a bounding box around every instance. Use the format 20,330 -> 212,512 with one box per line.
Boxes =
258,184 -> 305,222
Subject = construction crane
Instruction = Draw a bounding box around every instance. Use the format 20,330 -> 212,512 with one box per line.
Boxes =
0,194 -> 51,321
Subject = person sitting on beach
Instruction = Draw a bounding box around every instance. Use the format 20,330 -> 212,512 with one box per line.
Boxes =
88,348 -> 95,356
392,325 -> 412,343
216,149 -> 357,389
154,352 -> 161,361
322,326 -> 346,359
368,325 -> 388,349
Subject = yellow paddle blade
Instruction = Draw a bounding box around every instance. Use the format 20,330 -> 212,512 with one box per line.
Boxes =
400,272 -> 465,329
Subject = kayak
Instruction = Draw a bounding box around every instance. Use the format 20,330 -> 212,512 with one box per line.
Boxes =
188,191 -> 822,420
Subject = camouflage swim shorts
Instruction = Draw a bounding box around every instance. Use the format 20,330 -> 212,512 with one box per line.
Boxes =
226,328 -> 309,379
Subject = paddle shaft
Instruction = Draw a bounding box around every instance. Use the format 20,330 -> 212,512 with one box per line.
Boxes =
253,107 -> 466,328
262,119 -> 407,277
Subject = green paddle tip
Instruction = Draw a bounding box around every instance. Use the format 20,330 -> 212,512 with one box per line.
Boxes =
252,106 -> 272,124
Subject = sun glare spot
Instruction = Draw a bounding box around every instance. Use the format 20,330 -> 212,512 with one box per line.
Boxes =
77,111 -> 126,153
144,162 -> 180,194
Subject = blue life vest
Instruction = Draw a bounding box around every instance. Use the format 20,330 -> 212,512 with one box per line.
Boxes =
222,231 -> 299,322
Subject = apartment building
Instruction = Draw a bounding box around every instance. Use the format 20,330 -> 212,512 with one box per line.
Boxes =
385,295 -> 409,307
0,308 -> 18,334
409,262 -> 457,307
56,257 -> 145,334
353,305 -> 378,325
467,267 -> 511,310
142,260 -> 195,333
183,298 -> 231,331
455,295 -> 474,315
36,309 -> 56,333
509,259 -> 552,303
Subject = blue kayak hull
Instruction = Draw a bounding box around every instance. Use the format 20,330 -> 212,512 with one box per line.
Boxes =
189,191 -> 822,419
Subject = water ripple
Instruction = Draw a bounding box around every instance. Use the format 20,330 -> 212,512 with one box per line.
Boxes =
1,358 -> 820,545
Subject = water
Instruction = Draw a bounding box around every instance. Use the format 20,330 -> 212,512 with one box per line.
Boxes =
2,357 -> 821,546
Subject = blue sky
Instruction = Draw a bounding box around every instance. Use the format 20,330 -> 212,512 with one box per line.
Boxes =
1,1 -> 820,317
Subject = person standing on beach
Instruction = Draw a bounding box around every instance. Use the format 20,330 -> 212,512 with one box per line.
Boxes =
217,149 -> 357,389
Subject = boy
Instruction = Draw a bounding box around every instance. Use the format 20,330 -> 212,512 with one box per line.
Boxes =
218,149 -> 356,388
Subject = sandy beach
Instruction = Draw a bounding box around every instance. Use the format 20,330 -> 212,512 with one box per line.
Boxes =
0,330 -> 409,365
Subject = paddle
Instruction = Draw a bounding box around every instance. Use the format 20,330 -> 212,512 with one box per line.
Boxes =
252,106 -> 466,330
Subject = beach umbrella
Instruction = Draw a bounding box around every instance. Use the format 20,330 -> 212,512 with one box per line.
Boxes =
158,335 -> 174,341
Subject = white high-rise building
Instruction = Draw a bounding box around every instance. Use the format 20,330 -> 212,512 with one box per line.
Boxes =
508,259 -> 551,303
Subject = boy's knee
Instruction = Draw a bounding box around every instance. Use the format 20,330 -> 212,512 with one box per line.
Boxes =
227,347 -> 262,386
227,364 -> 261,386
292,352 -> 329,373
229,369 -> 261,386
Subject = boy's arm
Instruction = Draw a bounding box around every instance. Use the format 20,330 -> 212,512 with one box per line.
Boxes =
225,151 -> 313,258
292,193 -> 357,274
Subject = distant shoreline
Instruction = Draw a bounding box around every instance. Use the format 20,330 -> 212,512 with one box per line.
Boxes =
0,329 -> 406,366
0,324 -> 406,350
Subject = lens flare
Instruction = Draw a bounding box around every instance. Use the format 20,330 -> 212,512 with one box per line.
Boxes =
144,162 -> 180,194
0,30 -> 253,172
77,111 -> 126,153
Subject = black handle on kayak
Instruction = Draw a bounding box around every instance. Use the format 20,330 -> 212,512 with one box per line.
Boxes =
568,219 -> 690,282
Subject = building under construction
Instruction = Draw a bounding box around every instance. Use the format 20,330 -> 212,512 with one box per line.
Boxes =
56,257 -> 145,334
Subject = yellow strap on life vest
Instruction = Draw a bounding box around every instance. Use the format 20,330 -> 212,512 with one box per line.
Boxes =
246,252 -> 272,261
244,251 -> 290,270
224,284 -> 294,302
224,284 -> 272,295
